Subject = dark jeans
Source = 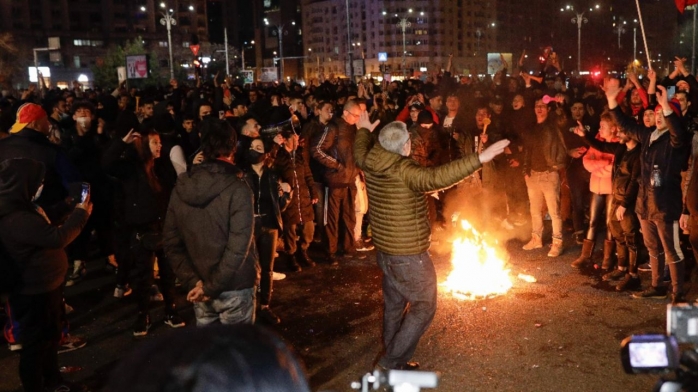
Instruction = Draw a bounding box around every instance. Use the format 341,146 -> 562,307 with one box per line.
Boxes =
116,228 -> 177,314
283,221 -> 314,255
566,162 -> 590,234
376,251 -> 437,369
585,193 -> 614,241
326,185 -> 357,255
255,222 -> 278,307
8,287 -> 64,392
640,219 -> 685,294
609,207 -> 640,272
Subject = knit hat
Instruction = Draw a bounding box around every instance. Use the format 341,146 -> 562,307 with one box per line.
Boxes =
10,103 -> 47,133
655,99 -> 682,117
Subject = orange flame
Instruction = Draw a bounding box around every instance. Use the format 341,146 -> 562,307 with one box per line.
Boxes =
441,220 -> 513,300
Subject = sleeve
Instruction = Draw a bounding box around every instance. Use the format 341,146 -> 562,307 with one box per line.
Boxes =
623,154 -> 641,209
311,124 -> 342,170
354,128 -> 373,170
162,193 -> 200,291
609,106 -> 651,145
169,145 -> 187,175
666,112 -> 687,149
395,105 -> 411,123
203,183 -> 256,297
101,138 -> 134,179
582,147 -> 613,177
303,155 -> 317,200
399,153 -> 482,193
8,209 -> 88,249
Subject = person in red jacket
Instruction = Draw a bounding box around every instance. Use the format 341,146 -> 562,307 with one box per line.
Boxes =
571,112 -> 618,270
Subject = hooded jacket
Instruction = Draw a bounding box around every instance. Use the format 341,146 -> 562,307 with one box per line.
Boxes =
163,160 -> 259,298
0,158 -> 89,295
354,127 -> 482,255
311,117 -> 359,188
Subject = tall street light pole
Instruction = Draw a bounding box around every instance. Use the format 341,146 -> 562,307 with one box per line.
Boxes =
633,19 -> 638,61
614,22 -> 625,50
571,12 -> 587,75
265,19 -> 295,82
159,4 -> 177,80
396,9 -> 412,80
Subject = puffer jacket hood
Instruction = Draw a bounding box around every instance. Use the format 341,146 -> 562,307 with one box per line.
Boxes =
0,158 -> 45,218
175,160 -> 243,207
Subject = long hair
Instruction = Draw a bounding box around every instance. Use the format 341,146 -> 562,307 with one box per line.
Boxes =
134,129 -> 162,193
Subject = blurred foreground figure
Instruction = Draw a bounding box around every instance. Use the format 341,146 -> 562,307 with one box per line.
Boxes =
105,324 -> 310,392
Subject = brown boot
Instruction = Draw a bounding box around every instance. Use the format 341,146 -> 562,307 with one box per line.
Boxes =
571,239 -> 594,268
601,240 -> 616,271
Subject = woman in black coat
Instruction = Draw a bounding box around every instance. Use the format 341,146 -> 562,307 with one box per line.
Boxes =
102,128 -> 183,336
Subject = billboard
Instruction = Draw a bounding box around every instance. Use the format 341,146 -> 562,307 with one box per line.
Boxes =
260,67 -> 278,83
126,55 -> 149,79
241,70 -> 254,84
487,53 -> 513,75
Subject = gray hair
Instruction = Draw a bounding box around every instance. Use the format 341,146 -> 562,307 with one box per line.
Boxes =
378,121 -> 409,154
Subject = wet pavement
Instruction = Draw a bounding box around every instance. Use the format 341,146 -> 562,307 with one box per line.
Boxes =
0,230 -> 686,392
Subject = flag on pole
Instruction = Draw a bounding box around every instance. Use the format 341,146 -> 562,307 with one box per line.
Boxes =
676,0 -> 698,13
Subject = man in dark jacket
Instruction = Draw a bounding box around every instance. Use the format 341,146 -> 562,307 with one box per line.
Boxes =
0,158 -> 91,392
275,130 -> 318,271
0,103 -> 81,223
311,99 -> 362,264
354,112 -> 509,371
607,80 -> 689,303
164,120 -> 260,325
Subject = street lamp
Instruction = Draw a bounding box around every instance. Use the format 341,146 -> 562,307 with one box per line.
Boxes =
614,22 -> 626,50
633,19 -> 638,61
265,18 -> 295,82
158,3 -> 177,80
394,9 -> 412,79
563,5 -> 590,75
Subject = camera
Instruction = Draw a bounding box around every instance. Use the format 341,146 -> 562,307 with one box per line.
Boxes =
351,369 -> 439,392
621,304 -> 698,391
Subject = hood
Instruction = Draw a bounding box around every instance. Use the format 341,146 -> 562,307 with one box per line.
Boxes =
175,160 -> 243,207
363,143 -> 403,174
0,158 -> 45,217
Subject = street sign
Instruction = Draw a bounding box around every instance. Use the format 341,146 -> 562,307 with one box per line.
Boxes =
378,52 -> 388,62
189,44 -> 200,56
353,59 -> 365,77
126,55 -> 148,79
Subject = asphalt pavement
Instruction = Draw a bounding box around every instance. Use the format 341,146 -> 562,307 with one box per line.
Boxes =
0,228 -> 686,392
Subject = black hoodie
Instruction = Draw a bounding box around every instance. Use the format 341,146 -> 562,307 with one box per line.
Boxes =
0,158 -> 89,295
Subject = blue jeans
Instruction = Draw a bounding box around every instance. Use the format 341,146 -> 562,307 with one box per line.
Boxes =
376,251 -> 437,369
193,287 -> 256,326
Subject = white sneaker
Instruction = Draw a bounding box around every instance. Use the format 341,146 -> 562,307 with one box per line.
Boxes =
272,272 -> 286,281
500,219 -> 515,231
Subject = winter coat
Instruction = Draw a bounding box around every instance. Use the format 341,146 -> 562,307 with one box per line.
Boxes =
409,124 -> 442,167
242,166 -> 289,231
163,160 -> 259,298
354,128 -> 482,256
583,143 -> 614,195
0,158 -> 88,295
311,117 -> 359,188
582,135 -> 641,210
274,147 -> 317,225
610,107 -> 689,221
0,128 -> 81,222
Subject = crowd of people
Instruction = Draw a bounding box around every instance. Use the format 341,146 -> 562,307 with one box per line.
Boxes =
1,49 -> 698,391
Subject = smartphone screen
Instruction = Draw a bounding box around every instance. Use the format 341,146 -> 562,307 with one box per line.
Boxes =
80,182 -> 90,203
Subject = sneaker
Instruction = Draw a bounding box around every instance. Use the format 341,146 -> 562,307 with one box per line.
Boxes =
328,254 -> 339,266
500,219 -> 515,231
150,285 -> 164,302
257,306 -> 281,325
616,275 -> 642,292
133,313 -> 151,337
272,271 -> 286,281
164,312 -> 185,328
522,234 -> 542,251
68,260 -> 86,281
344,252 -> 367,260
113,284 -> 132,298
46,380 -> 90,392
58,335 -> 87,354
637,262 -> 652,272
632,286 -> 668,299
355,241 -> 375,252
602,269 -> 627,282
8,343 -> 22,351
671,292 -> 686,305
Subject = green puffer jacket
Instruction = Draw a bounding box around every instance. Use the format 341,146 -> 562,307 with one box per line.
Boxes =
354,128 -> 482,255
